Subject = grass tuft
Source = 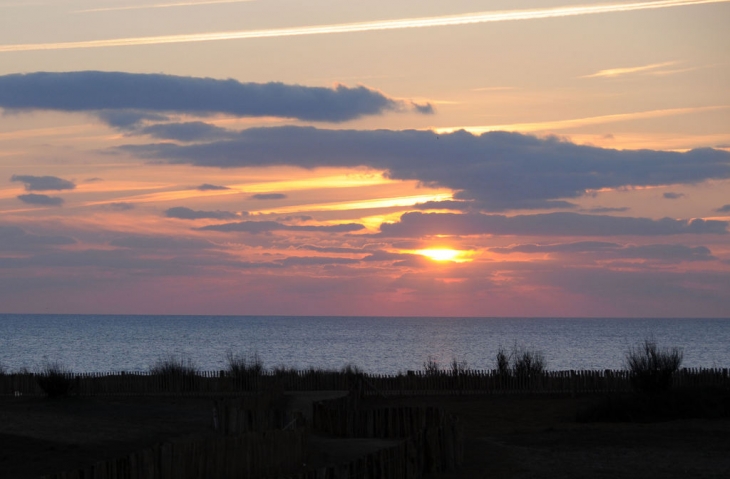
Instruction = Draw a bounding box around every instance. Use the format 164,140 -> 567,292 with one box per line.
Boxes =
496,344 -> 546,378
625,339 -> 683,394
149,354 -> 198,376
226,351 -> 264,377
36,361 -> 73,398
423,356 -> 441,376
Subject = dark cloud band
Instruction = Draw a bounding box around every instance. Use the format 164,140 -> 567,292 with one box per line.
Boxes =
377,212 -> 728,237
10,175 -> 75,191
122,126 -> 730,211
0,71 -> 425,122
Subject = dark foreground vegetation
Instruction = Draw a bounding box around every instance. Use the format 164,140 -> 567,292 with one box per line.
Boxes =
1,340 -> 729,478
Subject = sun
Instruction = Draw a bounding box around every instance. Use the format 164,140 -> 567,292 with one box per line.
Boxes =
415,248 -> 472,262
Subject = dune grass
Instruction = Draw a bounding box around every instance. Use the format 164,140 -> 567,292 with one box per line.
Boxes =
35,360 -> 73,398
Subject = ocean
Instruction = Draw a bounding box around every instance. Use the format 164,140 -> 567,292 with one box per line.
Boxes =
1,315 -> 728,374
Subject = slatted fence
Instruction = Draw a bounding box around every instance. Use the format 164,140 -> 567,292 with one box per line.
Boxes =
41,429 -> 305,479
2,368 -> 728,397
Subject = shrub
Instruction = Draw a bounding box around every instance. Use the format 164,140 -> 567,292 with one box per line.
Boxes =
495,344 -> 546,378
450,357 -> 468,376
423,355 -> 441,376
149,354 -> 198,376
36,361 -> 73,398
340,363 -> 364,376
226,351 -> 264,377
625,339 -> 683,394
496,347 -> 510,376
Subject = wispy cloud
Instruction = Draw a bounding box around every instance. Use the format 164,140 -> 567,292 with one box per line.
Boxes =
435,105 -> 730,134
581,61 -> 678,78
76,0 -> 255,14
1,0 -> 727,52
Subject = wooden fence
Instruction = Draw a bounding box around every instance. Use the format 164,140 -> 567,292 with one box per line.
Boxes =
214,392 -> 304,434
283,438 -> 420,479
41,429 -> 305,479
2,368 -> 729,397
311,394 -> 463,476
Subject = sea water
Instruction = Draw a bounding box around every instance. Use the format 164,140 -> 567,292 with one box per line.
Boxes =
0,315 -> 728,374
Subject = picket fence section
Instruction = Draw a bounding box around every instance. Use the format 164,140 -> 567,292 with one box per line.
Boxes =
41,429 -> 305,479
2,368 -> 729,397
311,394 -> 464,475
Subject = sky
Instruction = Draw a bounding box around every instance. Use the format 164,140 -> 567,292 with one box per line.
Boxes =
0,0 -> 729,317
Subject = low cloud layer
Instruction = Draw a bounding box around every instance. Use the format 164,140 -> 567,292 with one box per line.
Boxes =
250,193 -> 287,200
663,192 -> 685,199
165,206 -> 239,220
122,126 -> 730,211
10,175 -> 75,191
0,71 -> 427,122
490,241 -> 715,262
17,193 -> 64,206
377,212 -> 728,237
197,184 -> 230,191
197,220 -> 365,233
0,225 -> 75,250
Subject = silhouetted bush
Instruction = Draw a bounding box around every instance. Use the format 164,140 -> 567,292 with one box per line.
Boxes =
226,351 -> 264,377
450,357 -> 468,376
423,356 -> 441,376
626,339 -> 683,394
149,354 -> 198,376
496,347 -> 510,376
340,363 -> 364,376
36,361 -> 73,398
495,344 -> 546,378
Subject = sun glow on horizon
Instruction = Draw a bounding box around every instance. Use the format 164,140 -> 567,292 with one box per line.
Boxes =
415,248 -> 473,263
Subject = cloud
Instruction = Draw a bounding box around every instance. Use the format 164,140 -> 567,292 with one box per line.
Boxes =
164,206 -> 239,220
10,174 -> 75,191
122,126 -> 730,211
197,220 -> 365,233
110,235 -> 214,250
491,241 -> 621,253
250,193 -> 287,200
583,206 -> 630,213
413,200 -> 475,211
298,244 -> 365,254
663,192 -> 685,199
278,256 -> 360,267
2,0 -> 726,52
376,212 -> 728,237
716,204 -> 730,213
0,71 -> 419,122
17,193 -> 64,206
581,61 -> 678,79
105,202 -> 135,211
278,215 -> 313,222
412,102 -> 434,114
96,110 -> 169,130
137,121 -> 235,141
197,183 -> 230,191
491,241 -> 715,262
0,225 -> 75,250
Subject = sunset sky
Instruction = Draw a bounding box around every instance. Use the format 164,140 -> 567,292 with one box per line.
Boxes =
1,0 -> 729,317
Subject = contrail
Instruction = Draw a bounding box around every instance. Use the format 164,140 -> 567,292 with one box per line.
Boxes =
76,0 -> 256,14
0,0 -> 727,52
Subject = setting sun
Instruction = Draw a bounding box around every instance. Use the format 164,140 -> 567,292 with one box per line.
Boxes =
415,248 -> 472,262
